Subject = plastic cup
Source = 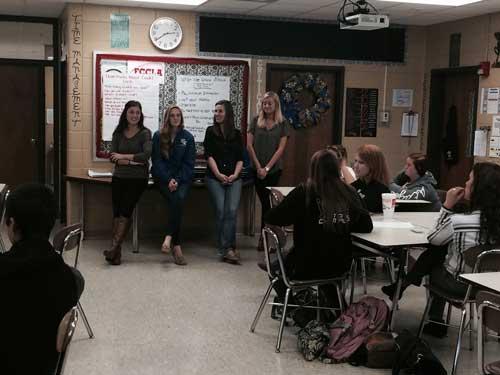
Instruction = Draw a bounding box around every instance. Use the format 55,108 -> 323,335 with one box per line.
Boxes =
382,193 -> 397,219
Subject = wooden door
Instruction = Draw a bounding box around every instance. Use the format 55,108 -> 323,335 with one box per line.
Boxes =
438,73 -> 476,189
266,65 -> 343,186
427,68 -> 477,190
0,64 -> 44,187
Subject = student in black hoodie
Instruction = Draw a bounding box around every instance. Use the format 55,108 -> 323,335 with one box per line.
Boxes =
265,148 -> 373,302
0,184 -> 81,375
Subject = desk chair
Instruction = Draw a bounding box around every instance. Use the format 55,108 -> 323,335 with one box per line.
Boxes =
250,226 -> 347,353
477,291 -> 500,375
53,224 -> 94,339
0,185 -> 9,252
418,247 -> 500,375
54,306 -> 78,375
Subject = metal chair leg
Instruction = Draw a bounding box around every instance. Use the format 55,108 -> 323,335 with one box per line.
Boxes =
469,303 -> 474,351
350,260 -> 357,305
418,294 -> 433,338
386,258 -> 395,284
361,258 -> 367,294
451,308 -> 467,375
250,278 -> 277,332
276,288 -> 291,353
77,301 -> 94,339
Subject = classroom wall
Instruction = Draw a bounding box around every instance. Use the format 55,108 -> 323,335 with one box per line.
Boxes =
425,12 -> 500,165
62,3 -> 426,237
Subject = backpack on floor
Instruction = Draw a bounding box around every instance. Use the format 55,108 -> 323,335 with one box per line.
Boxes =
392,330 -> 447,375
297,320 -> 330,361
325,296 -> 389,362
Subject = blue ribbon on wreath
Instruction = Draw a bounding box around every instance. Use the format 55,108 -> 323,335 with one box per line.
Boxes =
279,73 -> 332,129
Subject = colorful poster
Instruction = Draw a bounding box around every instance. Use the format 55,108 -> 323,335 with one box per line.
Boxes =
111,14 -> 130,49
345,88 -> 378,137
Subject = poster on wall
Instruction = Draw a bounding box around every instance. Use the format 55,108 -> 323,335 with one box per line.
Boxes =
345,88 -> 378,137
94,52 -> 249,160
480,88 -> 500,114
392,89 -> 413,107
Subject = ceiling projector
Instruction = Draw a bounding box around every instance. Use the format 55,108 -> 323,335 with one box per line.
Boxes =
340,13 -> 390,31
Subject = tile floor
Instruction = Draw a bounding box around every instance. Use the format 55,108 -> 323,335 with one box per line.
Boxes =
6,231 -> 499,375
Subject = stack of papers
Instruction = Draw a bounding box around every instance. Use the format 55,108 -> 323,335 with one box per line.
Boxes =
88,170 -> 112,178
373,221 -> 414,229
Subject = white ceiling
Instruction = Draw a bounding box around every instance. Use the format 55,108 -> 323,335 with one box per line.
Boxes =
1,0 -> 500,25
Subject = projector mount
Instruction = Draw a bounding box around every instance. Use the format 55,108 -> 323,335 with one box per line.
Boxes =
337,0 -> 380,26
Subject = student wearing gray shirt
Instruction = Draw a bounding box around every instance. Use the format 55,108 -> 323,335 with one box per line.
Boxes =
247,91 -> 291,252
103,100 -> 152,265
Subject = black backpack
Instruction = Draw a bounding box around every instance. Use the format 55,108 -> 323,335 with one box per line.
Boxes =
392,330 -> 447,375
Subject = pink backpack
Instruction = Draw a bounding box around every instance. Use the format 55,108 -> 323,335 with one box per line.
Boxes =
326,296 -> 389,362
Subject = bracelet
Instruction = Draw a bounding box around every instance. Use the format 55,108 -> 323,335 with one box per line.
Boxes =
264,166 -> 270,172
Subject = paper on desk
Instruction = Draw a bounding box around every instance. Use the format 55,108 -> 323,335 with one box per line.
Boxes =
373,221 -> 414,229
88,169 -> 112,178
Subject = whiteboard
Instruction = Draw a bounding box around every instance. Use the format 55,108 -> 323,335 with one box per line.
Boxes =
93,52 -> 249,160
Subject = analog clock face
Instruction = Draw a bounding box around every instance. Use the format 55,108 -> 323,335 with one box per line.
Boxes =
149,17 -> 183,51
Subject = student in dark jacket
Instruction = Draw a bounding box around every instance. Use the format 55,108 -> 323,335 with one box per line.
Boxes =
265,148 -> 373,302
204,100 -> 244,264
0,183 -> 81,375
350,144 -> 391,213
152,105 -> 195,265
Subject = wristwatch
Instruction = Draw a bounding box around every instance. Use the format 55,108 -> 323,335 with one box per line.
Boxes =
264,166 -> 270,172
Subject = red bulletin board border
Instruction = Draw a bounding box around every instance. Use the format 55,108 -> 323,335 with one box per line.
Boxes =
94,53 -> 250,160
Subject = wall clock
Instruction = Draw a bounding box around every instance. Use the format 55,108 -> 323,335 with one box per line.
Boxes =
149,17 -> 183,51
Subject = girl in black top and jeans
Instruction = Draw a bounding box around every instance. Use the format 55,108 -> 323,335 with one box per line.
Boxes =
265,148 -> 373,302
204,100 -> 244,264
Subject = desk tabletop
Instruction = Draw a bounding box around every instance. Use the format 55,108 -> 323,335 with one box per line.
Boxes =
459,272 -> 500,293
352,212 -> 438,248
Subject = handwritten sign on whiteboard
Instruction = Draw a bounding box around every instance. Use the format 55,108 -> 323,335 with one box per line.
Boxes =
176,75 -> 230,142
94,53 -> 249,159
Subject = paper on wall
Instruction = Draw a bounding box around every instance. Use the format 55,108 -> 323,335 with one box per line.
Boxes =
474,130 -> 487,156
492,116 -> 500,137
489,136 -> 500,158
392,89 -> 413,107
481,88 -> 500,114
401,112 -> 419,137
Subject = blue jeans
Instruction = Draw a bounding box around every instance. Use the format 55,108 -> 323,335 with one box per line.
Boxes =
158,182 -> 190,246
205,177 -> 242,256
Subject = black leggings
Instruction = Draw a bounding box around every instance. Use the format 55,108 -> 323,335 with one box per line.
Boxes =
111,177 -> 148,218
254,170 -> 282,230
403,245 -> 448,287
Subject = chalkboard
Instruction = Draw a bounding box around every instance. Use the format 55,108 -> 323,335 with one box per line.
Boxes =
93,52 -> 249,160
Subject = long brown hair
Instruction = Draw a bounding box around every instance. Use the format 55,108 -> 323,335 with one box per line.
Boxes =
407,153 -> 428,177
113,100 -> 145,135
160,105 -> 184,158
357,144 -> 390,186
306,149 -> 362,231
256,91 -> 284,128
213,100 -> 235,139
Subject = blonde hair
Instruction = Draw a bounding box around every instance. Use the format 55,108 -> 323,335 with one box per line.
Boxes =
256,91 -> 284,128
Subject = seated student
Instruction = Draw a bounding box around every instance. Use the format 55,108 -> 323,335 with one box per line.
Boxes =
383,162 -> 500,337
0,183 -> 82,374
265,148 -> 373,303
390,153 -> 441,211
328,144 -> 356,183
350,144 -> 390,213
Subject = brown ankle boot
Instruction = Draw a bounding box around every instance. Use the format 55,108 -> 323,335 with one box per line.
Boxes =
105,217 -> 130,265
103,217 -> 120,260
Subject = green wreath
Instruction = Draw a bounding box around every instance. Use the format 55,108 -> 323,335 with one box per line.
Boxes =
279,73 -> 332,129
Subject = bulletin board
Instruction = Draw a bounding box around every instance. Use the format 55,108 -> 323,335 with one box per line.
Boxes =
344,88 -> 378,137
93,52 -> 249,160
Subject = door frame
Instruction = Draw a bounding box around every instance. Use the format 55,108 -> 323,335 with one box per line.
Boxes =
0,15 -> 63,216
266,64 -> 345,145
426,65 -> 479,187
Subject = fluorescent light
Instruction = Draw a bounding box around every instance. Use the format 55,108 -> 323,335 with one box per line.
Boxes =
379,0 -> 483,6
127,0 -> 208,5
